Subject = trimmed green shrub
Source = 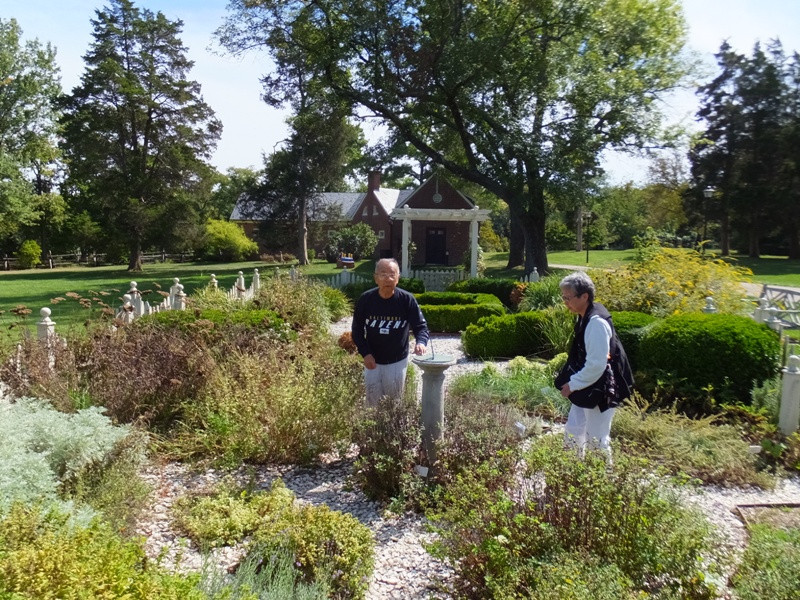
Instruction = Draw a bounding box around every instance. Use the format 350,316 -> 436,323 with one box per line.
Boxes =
447,277 -> 519,308
462,311 -> 550,359
611,311 -> 659,371
415,291 -> 502,306
140,306 -> 290,339
339,278 -> 424,302
638,313 -> 781,404
15,239 -> 42,269
421,303 -> 505,333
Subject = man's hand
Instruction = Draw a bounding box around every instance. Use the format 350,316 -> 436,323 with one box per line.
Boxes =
414,343 -> 427,356
363,354 -> 377,369
560,384 -> 572,399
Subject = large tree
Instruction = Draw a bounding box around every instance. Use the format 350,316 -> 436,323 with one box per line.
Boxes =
60,0 -> 221,271
218,0 -> 692,274
0,18 -> 62,250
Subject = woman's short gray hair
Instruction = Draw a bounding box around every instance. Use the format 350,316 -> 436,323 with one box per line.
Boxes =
560,271 -> 596,302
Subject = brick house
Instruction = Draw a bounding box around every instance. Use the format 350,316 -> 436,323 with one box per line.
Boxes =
230,171 -> 490,276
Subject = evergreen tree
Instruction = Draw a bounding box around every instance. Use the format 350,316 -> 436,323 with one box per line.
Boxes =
59,0 -> 221,271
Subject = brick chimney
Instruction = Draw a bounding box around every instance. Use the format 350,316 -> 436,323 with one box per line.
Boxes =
367,171 -> 381,192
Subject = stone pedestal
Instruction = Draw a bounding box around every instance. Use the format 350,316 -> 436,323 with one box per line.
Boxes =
412,353 -> 456,473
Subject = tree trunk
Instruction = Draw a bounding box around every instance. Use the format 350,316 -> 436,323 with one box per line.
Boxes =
720,195 -> 730,256
788,225 -> 800,260
518,211 -> 549,277
128,238 -> 143,272
506,210 -> 524,268
298,195 -> 309,265
748,216 -> 760,258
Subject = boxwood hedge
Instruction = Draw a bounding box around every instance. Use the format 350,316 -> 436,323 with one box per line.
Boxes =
462,312 -> 550,359
637,313 -> 780,404
421,303 -> 506,333
447,277 -> 518,308
611,311 -> 659,372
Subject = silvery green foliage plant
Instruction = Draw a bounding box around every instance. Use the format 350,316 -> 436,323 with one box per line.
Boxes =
0,397 -> 131,513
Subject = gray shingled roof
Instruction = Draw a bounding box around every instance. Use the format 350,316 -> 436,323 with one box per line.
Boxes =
230,189 -> 414,221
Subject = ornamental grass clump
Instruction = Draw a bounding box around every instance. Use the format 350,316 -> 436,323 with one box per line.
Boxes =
591,246 -> 753,316
612,397 -> 774,488
428,437 -> 722,599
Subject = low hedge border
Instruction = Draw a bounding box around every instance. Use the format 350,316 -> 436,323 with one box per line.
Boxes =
462,311 -> 550,359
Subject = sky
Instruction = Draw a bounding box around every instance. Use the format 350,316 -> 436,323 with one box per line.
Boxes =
5,0 -> 800,184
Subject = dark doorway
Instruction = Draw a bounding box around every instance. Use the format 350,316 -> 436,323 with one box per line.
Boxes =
426,228 -> 447,264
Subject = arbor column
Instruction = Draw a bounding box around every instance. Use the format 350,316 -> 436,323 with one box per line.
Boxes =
401,214 -> 411,276
470,217 -> 479,277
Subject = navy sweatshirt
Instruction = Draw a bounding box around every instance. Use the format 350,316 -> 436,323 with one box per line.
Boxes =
351,287 -> 430,365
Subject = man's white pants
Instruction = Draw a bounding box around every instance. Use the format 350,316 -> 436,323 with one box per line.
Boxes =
563,404 -> 616,458
364,359 -> 408,407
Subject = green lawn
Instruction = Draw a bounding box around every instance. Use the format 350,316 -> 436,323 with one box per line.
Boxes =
0,258 -> 354,335
2,249 -> 798,337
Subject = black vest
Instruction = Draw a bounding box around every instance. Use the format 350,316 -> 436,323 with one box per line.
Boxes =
554,302 -> 634,411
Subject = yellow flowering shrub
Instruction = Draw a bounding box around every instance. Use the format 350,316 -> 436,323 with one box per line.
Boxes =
591,247 -> 753,317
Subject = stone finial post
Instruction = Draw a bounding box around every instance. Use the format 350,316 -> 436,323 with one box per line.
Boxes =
37,307 -> 55,342
37,307 -> 56,370
252,268 -> 260,293
290,266 -> 298,281
754,298 -> 769,323
172,284 -> 186,310
117,294 -> 135,324
128,281 -> 143,316
780,355 -> 800,435
701,297 -> 718,314
767,307 -> 784,334
169,277 -> 181,303
235,271 -> 246,299
209,274 -> 218,288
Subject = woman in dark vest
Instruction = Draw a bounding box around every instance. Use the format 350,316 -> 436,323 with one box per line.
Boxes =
556,272 -> 620,459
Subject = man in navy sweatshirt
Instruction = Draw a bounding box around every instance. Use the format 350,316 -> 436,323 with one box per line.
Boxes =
352,258 -> 429,406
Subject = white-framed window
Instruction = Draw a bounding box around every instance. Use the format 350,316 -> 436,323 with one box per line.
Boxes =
362,206 -> 368,216
378,230 -> 385,239
373,205 -> 379,215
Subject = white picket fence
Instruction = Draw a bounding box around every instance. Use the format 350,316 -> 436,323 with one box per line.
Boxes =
753,284 -> 800,332
308,266 -> 469,292
115,270 -> 262,323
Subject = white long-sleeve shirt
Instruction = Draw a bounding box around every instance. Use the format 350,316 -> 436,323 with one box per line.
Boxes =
568,314 -> 612,391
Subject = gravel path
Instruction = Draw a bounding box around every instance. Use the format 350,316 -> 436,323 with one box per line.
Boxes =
4,316 -> 797,598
